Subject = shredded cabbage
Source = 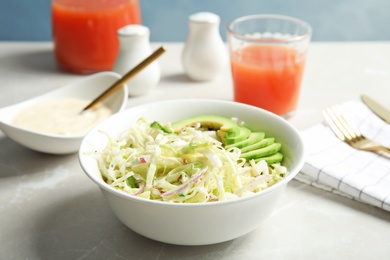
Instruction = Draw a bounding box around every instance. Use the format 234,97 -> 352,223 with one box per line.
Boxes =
92,117 -> 288,203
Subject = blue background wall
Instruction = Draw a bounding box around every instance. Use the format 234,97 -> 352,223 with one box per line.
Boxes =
1,0 -> 389,42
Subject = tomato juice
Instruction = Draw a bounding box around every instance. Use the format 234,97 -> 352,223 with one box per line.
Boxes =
230,44 -> 305,116
52,0 -> 141,73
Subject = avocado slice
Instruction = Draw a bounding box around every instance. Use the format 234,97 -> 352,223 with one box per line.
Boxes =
240,137 -> 275,153
172,115 -> 241,142
225,131 -> 265,149
240,143 -> 282,160
172,115 -> 239,132
224,126 -> 251,145
253,152 -> 283,164
171,115 -> 285,165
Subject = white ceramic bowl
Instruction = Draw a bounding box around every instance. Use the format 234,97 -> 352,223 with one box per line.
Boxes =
78,99 -> 305,245
0,71 -> 128,154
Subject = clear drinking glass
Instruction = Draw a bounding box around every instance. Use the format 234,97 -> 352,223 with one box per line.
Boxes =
227,14 -> 312,116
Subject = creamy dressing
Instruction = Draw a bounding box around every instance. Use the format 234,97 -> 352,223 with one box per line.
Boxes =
12,98 -> 112,136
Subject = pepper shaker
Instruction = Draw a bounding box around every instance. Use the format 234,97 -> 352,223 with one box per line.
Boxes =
113,25 -> 161,96
181,12 -> 228,81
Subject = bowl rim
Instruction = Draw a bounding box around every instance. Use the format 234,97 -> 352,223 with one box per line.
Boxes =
78,98 -> 305,208
0,71 -> 128,139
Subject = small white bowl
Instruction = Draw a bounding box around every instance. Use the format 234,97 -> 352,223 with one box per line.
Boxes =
78,99 -> 305,245
0,71 -> 128,154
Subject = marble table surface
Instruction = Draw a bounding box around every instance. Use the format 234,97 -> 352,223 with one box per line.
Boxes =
1,42 -> 390,260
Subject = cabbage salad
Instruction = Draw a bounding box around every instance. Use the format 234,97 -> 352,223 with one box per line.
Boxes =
93,117 -> 288,203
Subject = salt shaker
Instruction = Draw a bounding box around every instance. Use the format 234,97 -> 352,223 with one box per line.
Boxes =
113,25 -> 161,96
181,12 -> 228,81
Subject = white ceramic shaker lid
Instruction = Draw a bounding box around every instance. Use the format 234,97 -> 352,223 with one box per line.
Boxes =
117,24 -> 149,37
188,12 -> 220,23
113,24 -> 161,96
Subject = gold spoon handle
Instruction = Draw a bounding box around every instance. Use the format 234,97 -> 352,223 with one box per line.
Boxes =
82,46 -> 166,112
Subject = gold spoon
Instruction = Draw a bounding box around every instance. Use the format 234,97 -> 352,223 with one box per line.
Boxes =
82,46 -> 166,112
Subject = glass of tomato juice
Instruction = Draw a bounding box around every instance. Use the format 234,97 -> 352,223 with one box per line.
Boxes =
227,14 -> 312,116
52,0 -> 141,74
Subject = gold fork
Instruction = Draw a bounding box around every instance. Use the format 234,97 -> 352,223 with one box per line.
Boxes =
322,106 -> 390,154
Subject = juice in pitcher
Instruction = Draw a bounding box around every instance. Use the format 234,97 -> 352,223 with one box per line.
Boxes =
52,0 -> 141,73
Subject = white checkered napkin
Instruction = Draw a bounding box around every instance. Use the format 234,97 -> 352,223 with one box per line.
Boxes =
296,101 -> 390,212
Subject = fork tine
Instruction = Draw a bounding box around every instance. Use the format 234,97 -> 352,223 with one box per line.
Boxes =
331,106 -> 363,141
327,106 -> 353,142
322,108 -> 347,141
325,106 -> 354,140
323,105 -> 390,154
